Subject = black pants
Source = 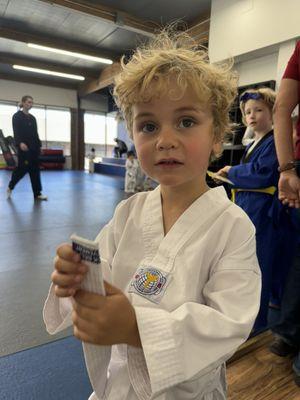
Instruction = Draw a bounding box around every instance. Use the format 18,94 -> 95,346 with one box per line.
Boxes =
114,146 -> 127,158
272,242 -> 300,347
9,150 -> 42,197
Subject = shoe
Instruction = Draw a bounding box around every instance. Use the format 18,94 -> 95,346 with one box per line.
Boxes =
35,194 -> 48,201
269,337 -> 298,357
6,188 -> 12,199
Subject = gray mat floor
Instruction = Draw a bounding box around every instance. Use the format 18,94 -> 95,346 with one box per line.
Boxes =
0,170 -> 124,357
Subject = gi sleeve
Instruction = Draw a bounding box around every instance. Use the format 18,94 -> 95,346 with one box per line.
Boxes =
12,113 -> 23,147
43,211 -> 119,335
227,140 -> 279,188
128,215 -> 261,398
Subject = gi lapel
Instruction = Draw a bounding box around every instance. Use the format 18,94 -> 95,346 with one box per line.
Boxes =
129,186 -> 231,304
242,130 -> 273,163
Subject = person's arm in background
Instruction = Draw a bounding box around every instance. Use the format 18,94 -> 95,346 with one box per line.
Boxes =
273,78 -> 300,207
32,116 -> 42,148
12,112 -> 28,152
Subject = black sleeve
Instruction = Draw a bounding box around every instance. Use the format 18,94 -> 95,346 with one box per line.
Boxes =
32,116 -> 42,147
12,113 -> 23,146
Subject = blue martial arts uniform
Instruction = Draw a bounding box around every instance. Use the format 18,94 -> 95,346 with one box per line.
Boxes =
227,130 -> 296,332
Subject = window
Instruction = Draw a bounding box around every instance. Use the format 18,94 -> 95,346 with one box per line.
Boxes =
0,103 -> 17,137
45,108 -> 71,155
84,113 -> 106,144
31,106 -> 46,141
84,112 -> 118,158
106,115 -> 118,145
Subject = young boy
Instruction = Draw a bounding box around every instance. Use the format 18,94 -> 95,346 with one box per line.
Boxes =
217,88 -> 296,332
44,30 -> 261,400
87,147 -> 96,173
125,151 -> 139,194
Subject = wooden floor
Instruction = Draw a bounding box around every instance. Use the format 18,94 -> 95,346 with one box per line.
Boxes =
227,331 -> 300,399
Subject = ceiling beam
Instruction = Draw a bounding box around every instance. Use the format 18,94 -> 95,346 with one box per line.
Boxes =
40,0 -> 156,37
0,26 -> 118,61
187,15 -> 210,45
0,52 -> 98,79
78,62 -> 121,97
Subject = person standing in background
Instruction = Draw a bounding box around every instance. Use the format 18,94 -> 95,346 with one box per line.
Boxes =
87,147 -> 96,173
124,150 -> 138,194
113,138 -> 128,158
217,88 -> 296,333
7,95 -> 47,200
270,41 -> 300,387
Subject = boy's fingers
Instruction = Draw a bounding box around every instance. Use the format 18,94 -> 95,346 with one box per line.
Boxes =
54,256 -> 87,274
51,270 -> 84,287
54,285 -> 76,297
56,243 -> 81,263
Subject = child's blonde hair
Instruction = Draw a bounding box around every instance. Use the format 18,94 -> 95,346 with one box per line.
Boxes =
239,87 -> 276,126
113,29 -> 237,142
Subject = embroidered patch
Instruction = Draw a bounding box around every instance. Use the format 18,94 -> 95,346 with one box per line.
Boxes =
129,267 -> 170,303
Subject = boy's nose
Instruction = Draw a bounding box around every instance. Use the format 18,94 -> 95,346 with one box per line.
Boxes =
156,128 -> 177,150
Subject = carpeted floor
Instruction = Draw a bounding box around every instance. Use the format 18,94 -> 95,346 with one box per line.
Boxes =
0,336 -> 92,400
0,170 -> 124,357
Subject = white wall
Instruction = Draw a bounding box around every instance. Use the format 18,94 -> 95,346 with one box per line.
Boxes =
0,79 -> 108,112
233,39 -> 296,89
208,0 -> 299,89
276,40 -> 297,86
81,93 -> 108,113
0,79 -> 77,108
209,0 -> 300,63
234,52 -> 278,87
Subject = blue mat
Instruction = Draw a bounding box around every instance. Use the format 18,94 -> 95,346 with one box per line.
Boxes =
0,336 -> 93,400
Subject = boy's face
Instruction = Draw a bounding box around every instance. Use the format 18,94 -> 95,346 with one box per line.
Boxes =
132,85 -> 219,192
244,99 -> 272,134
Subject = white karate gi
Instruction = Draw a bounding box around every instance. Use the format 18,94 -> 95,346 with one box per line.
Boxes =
125,158 -> 139,193
44,186 -> 261,400
87,152 -> 96,173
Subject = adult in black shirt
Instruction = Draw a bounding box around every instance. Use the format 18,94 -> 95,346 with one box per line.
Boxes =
113,138 -> 128,158
7,95 -> 47,200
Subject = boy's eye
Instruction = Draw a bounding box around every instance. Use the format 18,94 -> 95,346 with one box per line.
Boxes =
178,118 -> 195,128
141,123 -> 156,133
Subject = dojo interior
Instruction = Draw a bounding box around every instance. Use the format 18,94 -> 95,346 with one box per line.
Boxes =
0,1 -> 299,399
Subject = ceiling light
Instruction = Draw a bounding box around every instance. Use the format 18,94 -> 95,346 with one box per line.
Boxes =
28,43 -> 113,64
13,65 -> 85,81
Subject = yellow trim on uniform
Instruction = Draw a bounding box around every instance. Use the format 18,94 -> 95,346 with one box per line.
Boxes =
231,186 -> 277,203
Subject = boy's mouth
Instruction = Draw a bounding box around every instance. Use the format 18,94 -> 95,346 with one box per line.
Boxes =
155,158 -> 184,165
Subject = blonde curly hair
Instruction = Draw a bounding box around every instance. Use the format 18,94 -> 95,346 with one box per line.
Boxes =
113,28 -> 238,142
239,87 -> 276,126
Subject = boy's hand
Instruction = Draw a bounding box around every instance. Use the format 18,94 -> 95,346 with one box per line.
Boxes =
72,281 -> 141,348
217,166 -> 231,176
52,244 -> 88,297
213,166 -> 231,184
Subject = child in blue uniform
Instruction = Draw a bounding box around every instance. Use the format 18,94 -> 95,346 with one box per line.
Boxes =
217,88 -> 296,332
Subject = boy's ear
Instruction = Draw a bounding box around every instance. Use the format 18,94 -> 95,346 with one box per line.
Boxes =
212,140 -> 223,159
